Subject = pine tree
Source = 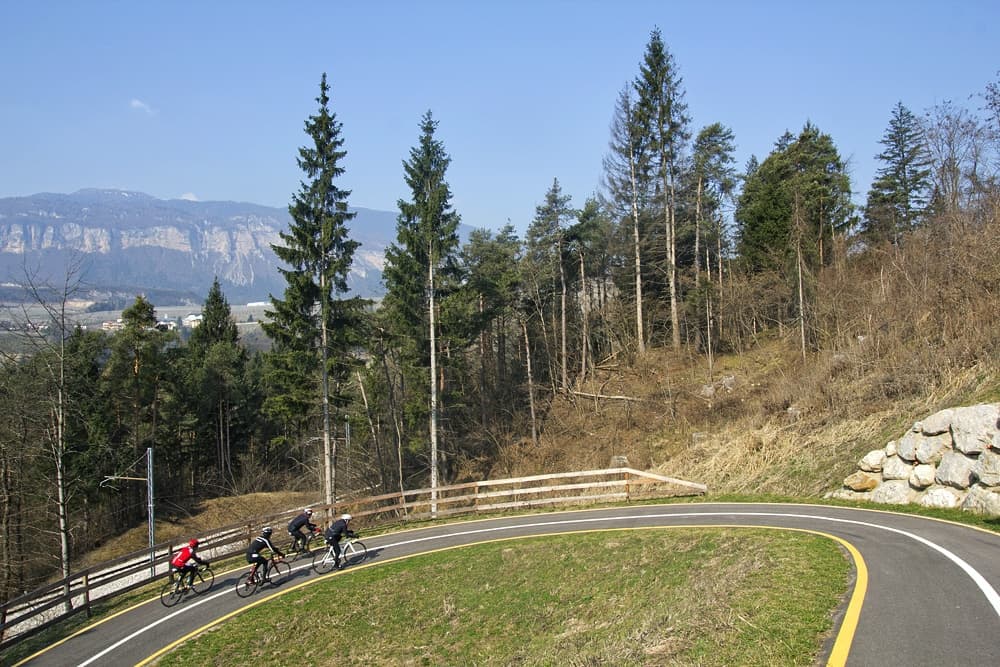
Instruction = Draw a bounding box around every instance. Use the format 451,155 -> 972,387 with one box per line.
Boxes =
634,28 -> 691,351
863,102 -> 932,243
525,178 -> 574,390
185,278 -> 247,487
603,85 -> 652,354
263,73 -> 362,504
736,123 -> 852,273
381,110 -> 460,510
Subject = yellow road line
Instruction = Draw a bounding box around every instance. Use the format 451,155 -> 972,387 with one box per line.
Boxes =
136,525 -> 866,666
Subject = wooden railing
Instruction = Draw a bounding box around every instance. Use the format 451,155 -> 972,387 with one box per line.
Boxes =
0,467 -> 705,648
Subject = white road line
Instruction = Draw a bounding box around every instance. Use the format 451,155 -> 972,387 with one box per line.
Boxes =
76,560 -> 316,667
380,511 -> 1000,620
75,509 -> 1000,665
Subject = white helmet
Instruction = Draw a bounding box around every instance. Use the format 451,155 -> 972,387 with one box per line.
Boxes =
341,513 -> 352,521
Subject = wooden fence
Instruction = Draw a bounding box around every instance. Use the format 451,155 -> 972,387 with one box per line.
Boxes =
0,467 -> 705,648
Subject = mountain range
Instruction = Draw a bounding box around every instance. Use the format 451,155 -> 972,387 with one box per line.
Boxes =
0,189 -> 401,307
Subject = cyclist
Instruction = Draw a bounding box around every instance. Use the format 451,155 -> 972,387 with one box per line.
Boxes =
170,538 -> 209,589
287,508 -> 317,553
323,513 -> 356,569
246,527 -> 284,581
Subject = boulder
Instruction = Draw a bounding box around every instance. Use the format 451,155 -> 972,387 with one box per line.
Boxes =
858,450 -> 886,473
871,480 -> 913,505
950,404 -> 1000,455
919,486 -> 963,509
844,471 -> 880,492
885,440 -> 898,457
971,449 -> 1000,487
920,408 -> 954,435
960,486 -> 1000,516
915,433 -> 952,465
882,455 -> 914,481
909,464 -> 936,490
897,431 -> 921,462
935,451 -> 977,489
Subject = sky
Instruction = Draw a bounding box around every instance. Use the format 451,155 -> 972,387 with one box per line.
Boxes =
2,1 -> 997,236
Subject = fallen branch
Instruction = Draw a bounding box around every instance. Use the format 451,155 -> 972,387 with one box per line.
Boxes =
571,390 -> 643,402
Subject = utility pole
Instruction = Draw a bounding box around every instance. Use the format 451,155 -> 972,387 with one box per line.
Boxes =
102,447 -> 155,575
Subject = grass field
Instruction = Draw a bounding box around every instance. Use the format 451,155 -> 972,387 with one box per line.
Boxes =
150,528 -> 850,667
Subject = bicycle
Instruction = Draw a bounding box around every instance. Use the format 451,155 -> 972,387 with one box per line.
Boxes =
160,563 -> 215,607
311,534 -> 367,574
286,527 -> 323,560
235,555 -> 291,598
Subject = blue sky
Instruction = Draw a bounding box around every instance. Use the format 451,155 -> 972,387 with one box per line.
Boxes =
2,1 -> 997,235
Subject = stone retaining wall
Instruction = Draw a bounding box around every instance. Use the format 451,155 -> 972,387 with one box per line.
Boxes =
828,404 -> 1000,516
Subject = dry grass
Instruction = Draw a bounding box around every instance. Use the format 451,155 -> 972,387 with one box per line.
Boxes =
498,216 -> 1000,497
78,491 -> 321,566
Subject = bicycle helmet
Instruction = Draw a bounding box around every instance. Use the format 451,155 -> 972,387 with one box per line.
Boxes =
188,538 -> 199,548
341,513 -> 352,521
304,508 -> 313,515
262,526 -> 273,536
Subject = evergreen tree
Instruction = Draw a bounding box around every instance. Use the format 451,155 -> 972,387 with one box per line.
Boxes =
183,278 -> 248,489
634,27 -> 691,350
262,73 -> 362,503
461,225 -> 522,423
381,110 -> 461,505
863,102 -> 932,243
603,85 -> 653,354
736,123 -> 852,273
690,123 -> 738,279
525,178 -> 574,390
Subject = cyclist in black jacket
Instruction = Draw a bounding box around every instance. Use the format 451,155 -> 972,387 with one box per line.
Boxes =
324,513 -> 356,569
287,508 -> 317,553
246,527 -> 284,581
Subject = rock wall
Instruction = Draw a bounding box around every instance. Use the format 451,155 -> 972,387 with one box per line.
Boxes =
829,404 -> 1000,516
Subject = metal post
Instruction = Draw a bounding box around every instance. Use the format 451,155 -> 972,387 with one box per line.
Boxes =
146,447 -> 155,576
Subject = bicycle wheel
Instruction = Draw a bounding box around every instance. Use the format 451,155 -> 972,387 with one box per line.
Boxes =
191,566 -> 215,594
235,570 -> 259,598
312,546 -> 337,574
267,560 -> 292,586
342,540 -> 368,566
160,579 -> 184,607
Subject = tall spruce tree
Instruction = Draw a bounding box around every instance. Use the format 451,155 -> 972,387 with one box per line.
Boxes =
634,27 -> 691,350
185,278 -> 247,488
381,110 -> 460,510
525,178 -> 574,391
603,85 -> 652,354
863,102 -> 932,243
263,73 -> 361,505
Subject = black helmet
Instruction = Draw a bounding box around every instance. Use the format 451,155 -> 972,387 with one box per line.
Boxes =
262,526 -> 273,536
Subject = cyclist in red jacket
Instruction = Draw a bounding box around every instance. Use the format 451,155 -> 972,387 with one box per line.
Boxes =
170,539 -> 209,588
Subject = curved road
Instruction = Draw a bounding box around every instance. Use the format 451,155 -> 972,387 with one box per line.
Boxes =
16,503 -> 1000,666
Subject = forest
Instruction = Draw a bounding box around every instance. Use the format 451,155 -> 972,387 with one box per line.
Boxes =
2,29 -> 998,602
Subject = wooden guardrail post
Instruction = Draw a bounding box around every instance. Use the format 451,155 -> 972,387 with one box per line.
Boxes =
82,573 -> 91,619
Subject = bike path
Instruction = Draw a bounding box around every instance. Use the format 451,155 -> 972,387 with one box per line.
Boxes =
15,503 -> 1000,666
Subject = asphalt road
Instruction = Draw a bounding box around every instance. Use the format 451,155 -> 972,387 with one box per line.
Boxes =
16,503 -> 1000,666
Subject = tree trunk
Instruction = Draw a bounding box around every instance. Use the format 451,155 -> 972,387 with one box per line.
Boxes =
522,319 -> 538,447
559,236 -> 568,391
428,243 -> 439,515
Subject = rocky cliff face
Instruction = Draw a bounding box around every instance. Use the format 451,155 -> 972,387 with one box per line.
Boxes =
0,189 -> 395,304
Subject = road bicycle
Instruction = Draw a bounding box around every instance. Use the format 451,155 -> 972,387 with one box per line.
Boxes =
286,527 -> 323,560
311,534 -> 367,574
160,563 -> 215,607
235,555 -> 291,598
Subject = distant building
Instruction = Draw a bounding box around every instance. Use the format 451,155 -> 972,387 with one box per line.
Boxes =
183,314 -> 203,328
